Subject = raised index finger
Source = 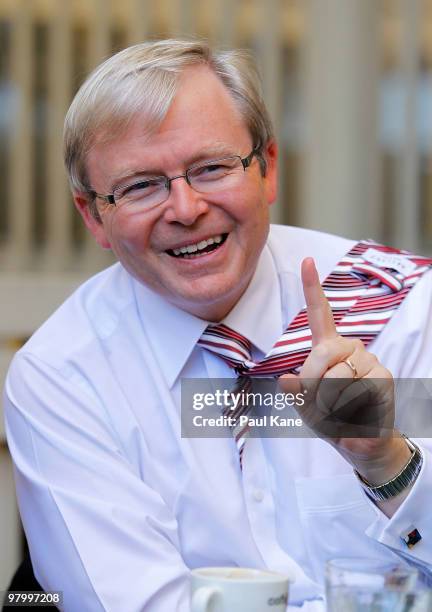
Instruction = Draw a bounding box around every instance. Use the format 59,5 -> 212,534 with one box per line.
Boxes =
301,257 -> 338,345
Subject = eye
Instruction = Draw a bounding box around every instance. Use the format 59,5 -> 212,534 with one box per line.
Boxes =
202,163 -> 226,173
192,160 -> 236,181
118,178 -> 163,200
124,179 -> 153,194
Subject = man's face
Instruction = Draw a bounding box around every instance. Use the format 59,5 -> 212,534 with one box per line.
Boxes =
76,66 -> 277,321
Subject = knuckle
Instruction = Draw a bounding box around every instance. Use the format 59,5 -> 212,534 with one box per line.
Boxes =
335,335 -> 348,349
323,368 -> 338,379
382,367 -> 393,379
368,351 -> 379,365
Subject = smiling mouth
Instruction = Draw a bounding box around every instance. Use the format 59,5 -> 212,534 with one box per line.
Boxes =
166,233 -> 228,259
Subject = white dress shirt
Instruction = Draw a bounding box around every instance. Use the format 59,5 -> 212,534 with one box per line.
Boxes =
4,225 -> 432,612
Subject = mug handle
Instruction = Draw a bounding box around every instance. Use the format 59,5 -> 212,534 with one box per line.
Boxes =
191,586 -> 220,612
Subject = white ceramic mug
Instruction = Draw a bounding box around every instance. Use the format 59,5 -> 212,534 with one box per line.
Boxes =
190,566 -> 290,612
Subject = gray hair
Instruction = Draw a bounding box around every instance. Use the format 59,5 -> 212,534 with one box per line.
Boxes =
63,38 -> 274,218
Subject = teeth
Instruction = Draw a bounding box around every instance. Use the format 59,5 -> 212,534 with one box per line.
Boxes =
171,234 -> 224,257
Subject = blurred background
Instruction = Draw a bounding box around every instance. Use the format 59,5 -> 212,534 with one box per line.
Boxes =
1,0 -> 432,590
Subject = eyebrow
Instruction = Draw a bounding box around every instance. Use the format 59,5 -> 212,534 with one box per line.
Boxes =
109,144 -> 240,190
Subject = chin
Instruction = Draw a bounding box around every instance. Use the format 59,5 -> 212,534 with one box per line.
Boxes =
177,283 -> 245,318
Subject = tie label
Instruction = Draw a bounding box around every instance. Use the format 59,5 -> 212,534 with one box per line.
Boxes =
363,248 -> 417,276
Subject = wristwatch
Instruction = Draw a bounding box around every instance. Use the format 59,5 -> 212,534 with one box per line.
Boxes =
354,436 -> 423,502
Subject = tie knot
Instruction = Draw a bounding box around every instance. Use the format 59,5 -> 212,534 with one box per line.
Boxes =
198,324 -> 253,371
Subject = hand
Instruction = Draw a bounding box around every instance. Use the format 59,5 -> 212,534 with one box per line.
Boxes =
279,258 -> 411,485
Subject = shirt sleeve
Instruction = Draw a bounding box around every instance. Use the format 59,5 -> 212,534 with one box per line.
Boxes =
363,440 -> 432,582
361,269 -> 432,581
4,351 -> 192,612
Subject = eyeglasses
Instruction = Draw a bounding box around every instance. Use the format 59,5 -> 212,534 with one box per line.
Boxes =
89,149 -> 259,211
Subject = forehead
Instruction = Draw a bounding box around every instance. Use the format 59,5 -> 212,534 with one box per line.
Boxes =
87,66 -> 252,184
163,65 -> 245,128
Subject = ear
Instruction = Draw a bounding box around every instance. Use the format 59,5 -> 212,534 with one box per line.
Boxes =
73,192 -> 112,249
262,140 -> 278,205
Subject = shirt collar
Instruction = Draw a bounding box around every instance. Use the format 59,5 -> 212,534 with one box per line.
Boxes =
132,244 -> 283,388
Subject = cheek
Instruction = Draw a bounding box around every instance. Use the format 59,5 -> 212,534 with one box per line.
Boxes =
102,211 -> 154,253
238,189 -> 270,233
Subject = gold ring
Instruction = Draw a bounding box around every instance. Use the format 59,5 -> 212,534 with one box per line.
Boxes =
343,358 -> 358,379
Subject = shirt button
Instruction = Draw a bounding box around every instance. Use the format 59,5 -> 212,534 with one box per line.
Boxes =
253,489 -> 264,502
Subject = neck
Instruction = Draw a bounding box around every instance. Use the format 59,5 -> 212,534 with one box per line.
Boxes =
174,280 -> 253,323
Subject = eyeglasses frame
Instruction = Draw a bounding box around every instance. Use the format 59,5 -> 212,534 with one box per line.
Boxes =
88,148 -> 260,208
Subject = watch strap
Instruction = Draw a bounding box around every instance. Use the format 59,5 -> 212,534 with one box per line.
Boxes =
354,436 -> 423,502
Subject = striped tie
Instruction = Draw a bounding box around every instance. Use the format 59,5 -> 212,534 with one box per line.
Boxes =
198,240 -> 432,463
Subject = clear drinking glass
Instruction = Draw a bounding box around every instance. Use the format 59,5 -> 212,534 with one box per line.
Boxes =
325,558 -> 430,611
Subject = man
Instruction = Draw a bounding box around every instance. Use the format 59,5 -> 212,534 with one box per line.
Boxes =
4,39 -> 432,611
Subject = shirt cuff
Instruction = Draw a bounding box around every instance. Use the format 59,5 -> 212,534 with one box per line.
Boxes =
364,441 -> 432,576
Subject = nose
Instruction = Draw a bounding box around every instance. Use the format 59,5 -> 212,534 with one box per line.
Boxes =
162,176 -> 209,225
